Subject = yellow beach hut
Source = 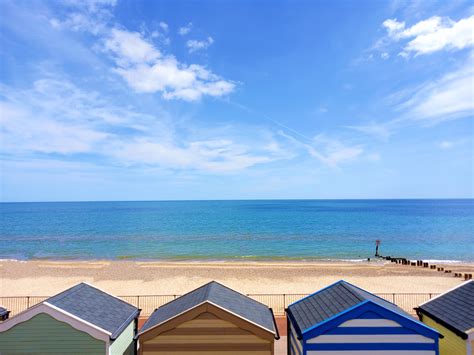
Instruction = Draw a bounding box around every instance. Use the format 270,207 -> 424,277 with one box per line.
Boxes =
416,280 -> 474,355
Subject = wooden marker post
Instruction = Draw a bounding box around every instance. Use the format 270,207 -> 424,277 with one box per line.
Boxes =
375,239 -> 381,257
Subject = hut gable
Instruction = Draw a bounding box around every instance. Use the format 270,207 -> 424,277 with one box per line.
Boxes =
287,280 -> 410,336
139,281 -> 276,336
0,282 -> 139,354
417,280 -> 474,339
287,280 -> 439,355
138,281 -> 277,355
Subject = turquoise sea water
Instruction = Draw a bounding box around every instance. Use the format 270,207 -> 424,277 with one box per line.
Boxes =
0,200 -> 473,261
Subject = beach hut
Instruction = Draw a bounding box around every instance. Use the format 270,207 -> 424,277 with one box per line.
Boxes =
137,281 -> 279,354
415,280 -> 473,355
0,282 -> 140,354
286,280 -> 440,355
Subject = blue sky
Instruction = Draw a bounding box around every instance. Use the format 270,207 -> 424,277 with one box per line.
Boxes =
0,0 -> 473,201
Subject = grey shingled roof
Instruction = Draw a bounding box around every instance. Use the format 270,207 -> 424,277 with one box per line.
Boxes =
140,281 -> 276,335
45,282 -> 139,339
418,280 -> 473,337
287,280 -> 411,335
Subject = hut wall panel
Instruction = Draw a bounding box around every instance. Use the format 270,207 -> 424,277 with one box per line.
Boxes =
421,315 -> 466,355
109,321 -> 135,355
143,352 -> 270,355
304,310 -> 437,355
0,313 -> 105,354
306,351 -> 436,355
176,318 -> 237,328
142,312 -> 272,355
147,334 -> 267,344
289,321 -> 302,355
307,334 -> 435,344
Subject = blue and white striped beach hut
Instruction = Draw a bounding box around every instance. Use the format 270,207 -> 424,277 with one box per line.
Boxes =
286,280 -> 440,355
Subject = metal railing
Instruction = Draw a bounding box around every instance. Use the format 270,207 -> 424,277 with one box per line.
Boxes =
0,292 -> 438,318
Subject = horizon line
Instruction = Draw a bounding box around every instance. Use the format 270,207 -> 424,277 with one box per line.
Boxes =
1,197 -> 473,204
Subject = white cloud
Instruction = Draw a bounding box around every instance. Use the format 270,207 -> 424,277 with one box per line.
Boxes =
307,135 -> 363,167
437,138 -> 469,150
0,79 -> 284,173
50,2 -> 232,102
104,29 -> 234,101
383,18 -> 405,37
113,138 -> 275,172
159,21 -> 168,32
381,52 -> 390,59
279,132 -> 364,167
178,22 -> 193,35
439,140 -> 454,149
399,61 -> 474,122
105,28 -> 161,65
382,15 -> 474,56
187,37 -> 214,53
317,106 -> 328,114
346,121 -> 393,140
49,0 -> 116,34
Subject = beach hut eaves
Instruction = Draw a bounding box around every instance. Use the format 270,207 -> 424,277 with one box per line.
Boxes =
139,281 -> 277,336
45,282 -> 140,340
286,280 -> 440,355
416,280 -> 474,339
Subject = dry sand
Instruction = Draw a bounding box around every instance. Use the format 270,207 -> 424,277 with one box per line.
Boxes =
1,259 -> 473,296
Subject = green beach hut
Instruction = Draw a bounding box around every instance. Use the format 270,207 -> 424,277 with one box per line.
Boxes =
0,282 -> 140,355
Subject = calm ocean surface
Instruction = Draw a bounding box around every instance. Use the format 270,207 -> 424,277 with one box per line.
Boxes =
0,200 -> 473,261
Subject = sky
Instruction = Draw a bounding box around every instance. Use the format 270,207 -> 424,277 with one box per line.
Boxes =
0,0 -> 473,201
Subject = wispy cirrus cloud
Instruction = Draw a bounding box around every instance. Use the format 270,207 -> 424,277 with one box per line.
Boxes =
349,56 -> 473,138
382,15 -> 474,57
0,78 -> 287,173
308,135 -> 364,167
49,0 -> 116,34
277,131 -> 366,168
346,121 -> 394,140
396,60 -> 474,122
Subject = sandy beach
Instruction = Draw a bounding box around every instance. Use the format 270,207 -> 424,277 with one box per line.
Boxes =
1,259 -> 473,296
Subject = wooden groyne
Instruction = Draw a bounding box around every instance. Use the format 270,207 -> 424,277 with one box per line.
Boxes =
378,255 -> 472,280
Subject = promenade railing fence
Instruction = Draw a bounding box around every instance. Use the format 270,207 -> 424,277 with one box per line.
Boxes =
0,293 -> 438,318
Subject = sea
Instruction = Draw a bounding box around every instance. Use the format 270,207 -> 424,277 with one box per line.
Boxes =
0,199 -> 473,262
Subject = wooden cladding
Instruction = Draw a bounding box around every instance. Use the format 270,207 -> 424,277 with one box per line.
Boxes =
139,302 -> 274,355
142,343 -> 272,351
161,327 -> 254,336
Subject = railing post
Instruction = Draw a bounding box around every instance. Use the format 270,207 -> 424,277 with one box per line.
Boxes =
27,296 -> 30,308
283,294 -> 286,310
137,295 -> 140,309
392,293 -> 395,303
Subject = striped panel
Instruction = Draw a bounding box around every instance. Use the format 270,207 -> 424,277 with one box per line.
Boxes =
304,311 -> 436,354
327,327 -> 417,335
307,351 -> 436,355
339,319 -> 402,327
305,343 -> 436,351
289,322 -> 302,355
307,334 -> 434,344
